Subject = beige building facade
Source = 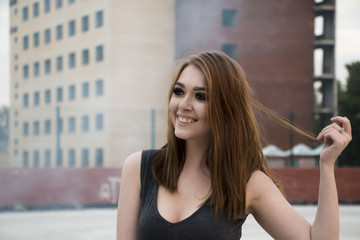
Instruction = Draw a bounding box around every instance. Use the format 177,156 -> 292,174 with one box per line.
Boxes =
8,0 -> 174,168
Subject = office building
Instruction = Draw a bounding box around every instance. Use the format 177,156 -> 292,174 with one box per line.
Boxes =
9,0 -> 174,168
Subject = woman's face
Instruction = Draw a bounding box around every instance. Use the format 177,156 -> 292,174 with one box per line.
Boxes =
169,65 -> 210,143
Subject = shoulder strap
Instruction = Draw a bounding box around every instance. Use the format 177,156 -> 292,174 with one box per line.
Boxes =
140,149 -> 159,203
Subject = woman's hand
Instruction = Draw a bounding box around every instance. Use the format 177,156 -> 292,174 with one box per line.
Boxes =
316,116 -> 352,166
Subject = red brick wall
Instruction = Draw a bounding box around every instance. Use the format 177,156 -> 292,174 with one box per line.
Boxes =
274,168 -> 360,203
0,168 -> 122,207
0,168 -> 359,209
175,0 -> 315,149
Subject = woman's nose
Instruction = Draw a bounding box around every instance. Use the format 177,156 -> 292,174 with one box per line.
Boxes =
178,95 -> 193,111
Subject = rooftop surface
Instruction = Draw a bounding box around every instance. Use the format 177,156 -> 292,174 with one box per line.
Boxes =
0,205 -> 359,239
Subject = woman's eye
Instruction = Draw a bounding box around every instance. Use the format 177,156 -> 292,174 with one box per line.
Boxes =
195,92 -> 206,101
173,88 -> 184,96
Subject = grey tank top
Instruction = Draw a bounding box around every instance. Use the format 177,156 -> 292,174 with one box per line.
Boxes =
137,150 -> 247,240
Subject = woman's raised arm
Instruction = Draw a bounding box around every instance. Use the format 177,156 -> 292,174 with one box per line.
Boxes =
247,116 -> 352,240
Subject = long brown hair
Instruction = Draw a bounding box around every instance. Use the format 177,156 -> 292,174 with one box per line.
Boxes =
152,51 -> 315,219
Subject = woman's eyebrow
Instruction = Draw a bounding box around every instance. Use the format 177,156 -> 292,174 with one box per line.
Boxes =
175,82 -> 185,88
175,82 -> 206,91
194,87 -> 206,91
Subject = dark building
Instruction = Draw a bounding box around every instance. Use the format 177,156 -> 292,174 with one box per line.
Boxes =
175,0 -> 315,150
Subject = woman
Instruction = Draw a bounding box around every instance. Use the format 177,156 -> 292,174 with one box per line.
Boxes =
117,51 -> 352,240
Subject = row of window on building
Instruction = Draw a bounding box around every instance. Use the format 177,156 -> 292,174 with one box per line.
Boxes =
22,79 -> 104,107
21,45 -> 104,78
22,147 -> 104,168
21,0 -> 76,21
21,10 -> 103,50
22,113 -> 104,137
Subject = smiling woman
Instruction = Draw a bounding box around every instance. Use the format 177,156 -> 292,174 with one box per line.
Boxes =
117,51 -> 352,240
169,65 -> 210,143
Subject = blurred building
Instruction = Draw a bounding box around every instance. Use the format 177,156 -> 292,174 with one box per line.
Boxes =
313,0 -> 337,128
8,0 -> 329,169
175,0 -> 318,150
8,0 -> 173,168
0,106 -> 9,167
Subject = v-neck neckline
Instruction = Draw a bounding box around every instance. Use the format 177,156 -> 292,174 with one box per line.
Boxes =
153,183 -> 209,226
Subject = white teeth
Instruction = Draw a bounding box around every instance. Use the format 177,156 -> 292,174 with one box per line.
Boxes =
178,116 -> 195,124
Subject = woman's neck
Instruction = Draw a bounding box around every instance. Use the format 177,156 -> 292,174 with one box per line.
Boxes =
183,138 -> 210,173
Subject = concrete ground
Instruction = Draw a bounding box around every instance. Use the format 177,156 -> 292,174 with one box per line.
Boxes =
0,205 -> 359,239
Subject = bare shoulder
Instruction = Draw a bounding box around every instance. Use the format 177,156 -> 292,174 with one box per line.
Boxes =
247,170 -> 276,193
122,151 -> 142,183
123,151 -> 142,170
246,170 -> 280,213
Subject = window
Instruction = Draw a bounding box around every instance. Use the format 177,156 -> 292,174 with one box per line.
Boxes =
45,59 -> 51,74
33,121 -> 40,135
10,26 -> 18,34
69,52 -> 75,68
45,89 -> 51,104
69,0 -> 75,4
82,115 -> 89,132
56,25 -> 63,40
56,149 -> 62,167
68,149 -> 75,167
23,93 -> 29,107
82,49 -> 89,65
44,28 -> 51,44
82,82 -> 89,98
44,0 -> 50,13
96,10 -> 103,28
33,151 -> 40,167
57,87 -> 63,102
23,7 -> 28,21
33,2 -> 39,17
221,44 -> 237,60
23,122 -> 29,136
23,35 -> 29,50
96,45 -> 103,62
82,15 -> 89,32
68,20 -> 75,36
96,79 -> 103,96
56,0 -> 63,8
81,149 -> 89,167
69,117 -> 76,132
44,150 -> 51,167
56,56 -> 63,71
69,85 -> 76,100
95,148 -> 103,167
23,151 -> 29,167
222,9 -> 237,27
34,91 -> 40,106
33,32 -> 39,47
57,118 -> 63,133
44,119 -> 51,134
23,64 -> 29,79
96,113 -> 103,130
34,62 -> 40,77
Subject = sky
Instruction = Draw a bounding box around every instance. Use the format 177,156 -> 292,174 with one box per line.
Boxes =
0,1 -> 359,107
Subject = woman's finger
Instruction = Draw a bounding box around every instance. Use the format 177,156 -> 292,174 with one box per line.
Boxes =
331,116 -> 352,135
317,123 -> 343,141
